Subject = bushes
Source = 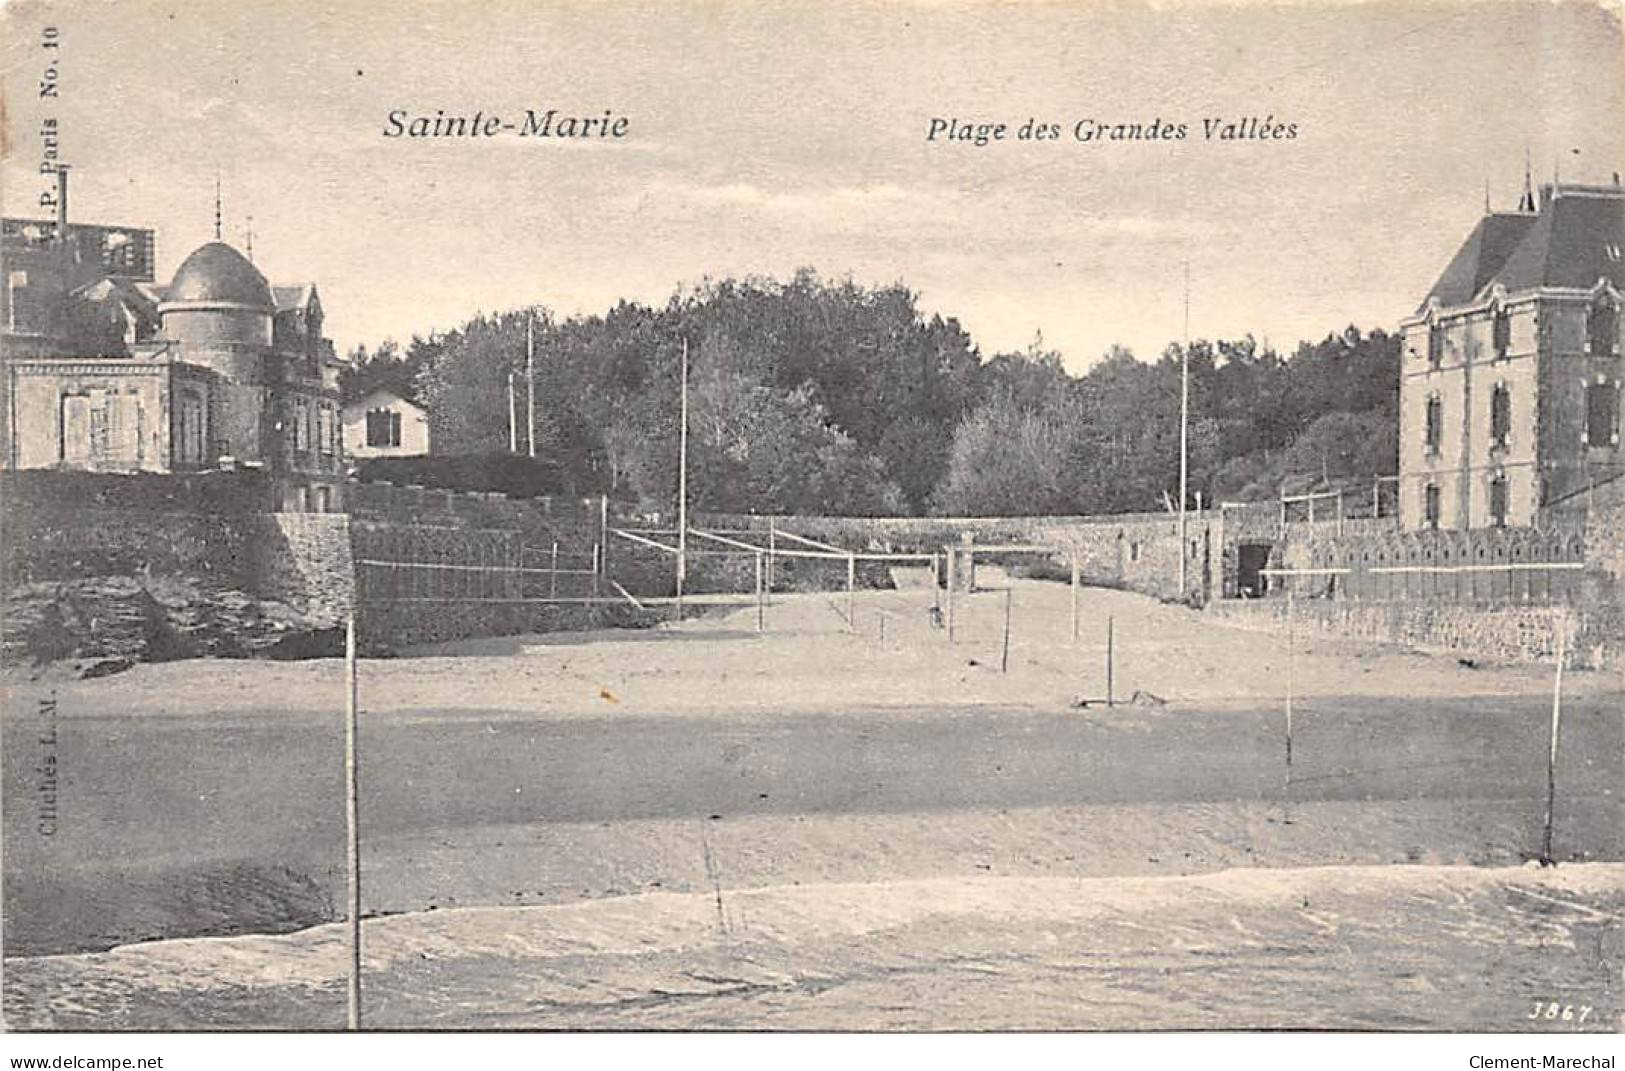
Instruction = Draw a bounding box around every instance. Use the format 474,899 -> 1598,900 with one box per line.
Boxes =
353,452 -> 606,498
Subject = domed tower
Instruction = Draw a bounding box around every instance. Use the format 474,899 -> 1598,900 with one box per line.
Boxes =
159,241 -> 277,468
159,241 -> 274,351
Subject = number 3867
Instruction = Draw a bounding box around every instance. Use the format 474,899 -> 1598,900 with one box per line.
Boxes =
1528,1002 -> 1592,1023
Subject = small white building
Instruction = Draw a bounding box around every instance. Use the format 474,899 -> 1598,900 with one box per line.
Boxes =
342,388 -> 429,458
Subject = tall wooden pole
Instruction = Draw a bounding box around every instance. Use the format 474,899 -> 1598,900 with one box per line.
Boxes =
507,371 -> 517,453
1543,615 -> 1567,863
676,338 -> 689,619
344,611 -> 362,1030
526,312 -> 537,458
945,546 -> 956,643
1285,586 -> 1295,784
1178,260 -> 1190,599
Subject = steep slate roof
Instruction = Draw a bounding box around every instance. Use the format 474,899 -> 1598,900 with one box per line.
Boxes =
1417,213 -> 1536,313
1488,187 -> 1624,295
1419,185 -> 1625,314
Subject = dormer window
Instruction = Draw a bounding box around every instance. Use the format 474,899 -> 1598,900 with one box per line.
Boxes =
1427,321 -> 1444,366
1492,306 -> 1511,359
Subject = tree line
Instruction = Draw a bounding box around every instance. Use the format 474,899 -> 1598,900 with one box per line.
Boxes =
342,269 -> 1399,516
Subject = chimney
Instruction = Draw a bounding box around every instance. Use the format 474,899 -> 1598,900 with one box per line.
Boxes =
55,165 -> 70,240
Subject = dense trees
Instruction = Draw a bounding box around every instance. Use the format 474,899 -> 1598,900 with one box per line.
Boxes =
343,271 -> 1399,515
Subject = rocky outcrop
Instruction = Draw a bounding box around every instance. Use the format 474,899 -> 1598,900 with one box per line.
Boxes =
2,575 -> 339,677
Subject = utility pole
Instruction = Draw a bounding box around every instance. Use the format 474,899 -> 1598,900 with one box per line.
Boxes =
1542,615 -> 1567,863
526,311 -> 537,458
343,612 -> 362,1030
507,370 -> 517,453
676,338 -> 689,617
1178,260 -> 1191,599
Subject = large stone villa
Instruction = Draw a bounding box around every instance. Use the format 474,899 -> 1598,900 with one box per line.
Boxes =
1,169 -> 347,512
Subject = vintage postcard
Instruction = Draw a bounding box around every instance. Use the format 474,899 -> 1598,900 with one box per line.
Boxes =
1,0 -> 1621,1056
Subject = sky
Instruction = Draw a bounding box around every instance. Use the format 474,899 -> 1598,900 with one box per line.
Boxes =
3,0 -> 1622,370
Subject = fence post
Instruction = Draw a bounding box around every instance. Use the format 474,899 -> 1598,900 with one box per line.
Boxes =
1001,584 -> 1013,673
846,553 -> 856,632
945,546 -> 956,643
550,541 -> 559,600
1069,552 -> 1080,644
591,543 -> 602,628
755,550 -> 765,633
768,517 -> 777,597
599,494 -> 609,576
1106,614 -> 1114,707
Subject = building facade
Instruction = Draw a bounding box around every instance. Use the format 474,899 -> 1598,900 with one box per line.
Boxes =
1397,180 -> 1623,530
2,172 -> 347,511
342,388 -> 429,458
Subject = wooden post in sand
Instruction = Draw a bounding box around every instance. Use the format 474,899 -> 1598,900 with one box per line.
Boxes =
1069,552 -> 1080,644
1106,614 -> 1115,707
1285,585 -> 1295,785
755,550 -> 765,633
846,553 -> 857,632
1542,614 -> 1567,864
1001,584 -> 1013,673
344,610 -> 362,1030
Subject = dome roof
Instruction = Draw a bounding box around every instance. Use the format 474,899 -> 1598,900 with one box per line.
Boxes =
164,241 -> 274,309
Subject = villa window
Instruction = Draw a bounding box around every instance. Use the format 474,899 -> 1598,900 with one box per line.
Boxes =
1492,306 -> 1511,359
1588,298 -> 1617,356
1586,380 -> 1619,447
1424,394 -> 1443,455
1427,322 -> 1444,366
1489,476 -> 1509,529
1490,384 -> 1511,449
1423,484 -> 1441,530
366,407 -> 403,448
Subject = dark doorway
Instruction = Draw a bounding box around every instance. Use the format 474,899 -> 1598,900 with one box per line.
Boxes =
1237,543 -> 1272,598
